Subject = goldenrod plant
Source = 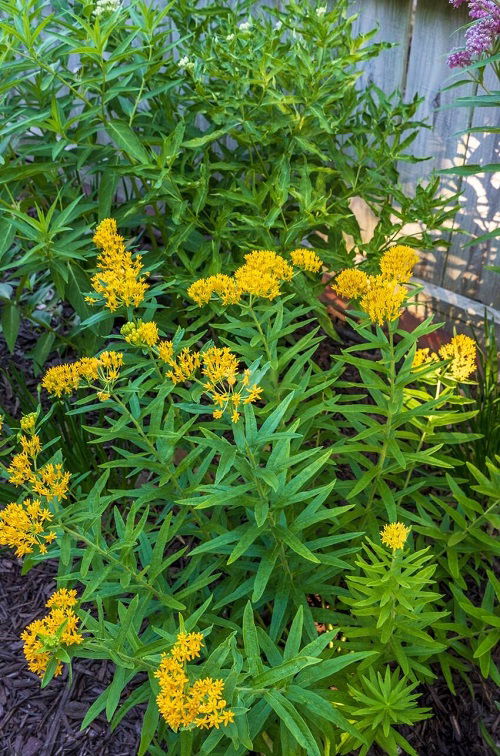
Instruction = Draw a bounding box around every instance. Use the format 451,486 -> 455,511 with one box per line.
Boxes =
1,231 -> 498,754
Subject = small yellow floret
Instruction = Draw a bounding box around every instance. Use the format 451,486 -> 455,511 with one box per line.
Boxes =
290,248 -> 323,273
380,522 -> 410,551
380,245 -> 419,283
438,334 -> 476,381
157,340 -> 175,365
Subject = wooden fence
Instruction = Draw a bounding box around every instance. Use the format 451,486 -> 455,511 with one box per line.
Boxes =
349,0 -> 499,328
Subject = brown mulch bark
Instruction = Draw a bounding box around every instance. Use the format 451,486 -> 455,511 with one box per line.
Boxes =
0,557 -> 144,756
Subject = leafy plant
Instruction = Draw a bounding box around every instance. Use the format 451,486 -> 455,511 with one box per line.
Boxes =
1,234 -> 497,753
0,0 -> 456,362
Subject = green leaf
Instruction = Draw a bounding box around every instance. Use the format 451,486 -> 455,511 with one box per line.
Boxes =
106,120 -> 150,164
252,656 -> 320,687
1,301 -> 20,353
263,690 -> 320,756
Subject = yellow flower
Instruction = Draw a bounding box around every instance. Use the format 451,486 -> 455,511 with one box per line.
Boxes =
167,348 -> 202,384
20,413 -> 37,435
92,218 -> 124,250
157,340 -> 175,365
360,277 -> 407,325
7,452 -> 32,486
0,498 -> 56,558
380,245 -> 419,283
243,384 -> 263,404
187,274 -> 241,307
234,265 -> 281,300
42,352 -> 122,398
291,247 -> 323,273
439,334 -> 476,381
242,250 -> 294,282
21,588 -> 83,678
412,347 -> 438,370
201,347 -> 239,389
90,219 -> 148,311
98,351 -> 123,381
155,632 -> 233,732
334,268 -> 370,299
41,363 -> 82,398
170,632 -> 204,662
231,409 -> 240,423
31,463 -> 71,500
212,409 -> 223,419
121,320 -> 159,347
380,522 -> 410,551
20,434 -> 41,458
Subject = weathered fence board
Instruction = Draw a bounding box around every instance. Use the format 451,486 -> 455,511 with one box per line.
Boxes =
350,0 -> 413,94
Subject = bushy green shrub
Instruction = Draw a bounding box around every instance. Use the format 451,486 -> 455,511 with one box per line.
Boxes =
1,232 -> 497,755
0,0 -> 456,365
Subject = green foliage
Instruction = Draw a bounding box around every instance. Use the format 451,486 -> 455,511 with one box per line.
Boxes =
1,260 -> 498,752
0,0 -> 455,361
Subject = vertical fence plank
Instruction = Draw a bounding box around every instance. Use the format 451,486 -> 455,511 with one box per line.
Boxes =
350,0 -> 413,94
401,0 -> 472,288
441,61 -> 500,308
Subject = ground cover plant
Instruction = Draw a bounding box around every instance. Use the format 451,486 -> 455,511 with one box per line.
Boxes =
0,0 -> 457,368
0,224 -> 499,755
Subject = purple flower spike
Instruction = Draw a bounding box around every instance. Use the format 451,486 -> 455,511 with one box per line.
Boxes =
447,48 -> 473,67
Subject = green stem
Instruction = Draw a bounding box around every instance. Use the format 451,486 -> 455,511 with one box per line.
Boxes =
401,379 -> 443,497
247,302 -> 278,391
58,523 -> 180,607
365,327 -> 396,516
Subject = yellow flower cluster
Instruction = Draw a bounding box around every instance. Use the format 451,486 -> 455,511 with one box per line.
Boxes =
87,218 -> 148,311
166,348 -> 202,384
334,245 -> 419,324
439,334 -> 477,381
202,347 -> 263,423
0,498 -> 56,557
413,347 -> 439,370
187,274 -> 241,307
165,345 -> 263,423
21,588 -> 83,678
20,413 -> 37,435
380,522 -> 410,551
412,334 -> 477,382
379,245 -> 419,283
360,276 -> 407,326
188,247 -> 323,306
121,320 -> 159,347
8,450 -> 71,500
42,351 -> 123,398
290,247 -> 323,272
157,340 -> 174,364
155,632 -> 234,731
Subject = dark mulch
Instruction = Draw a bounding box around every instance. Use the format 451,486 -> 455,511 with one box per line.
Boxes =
0,558 -> 144,756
